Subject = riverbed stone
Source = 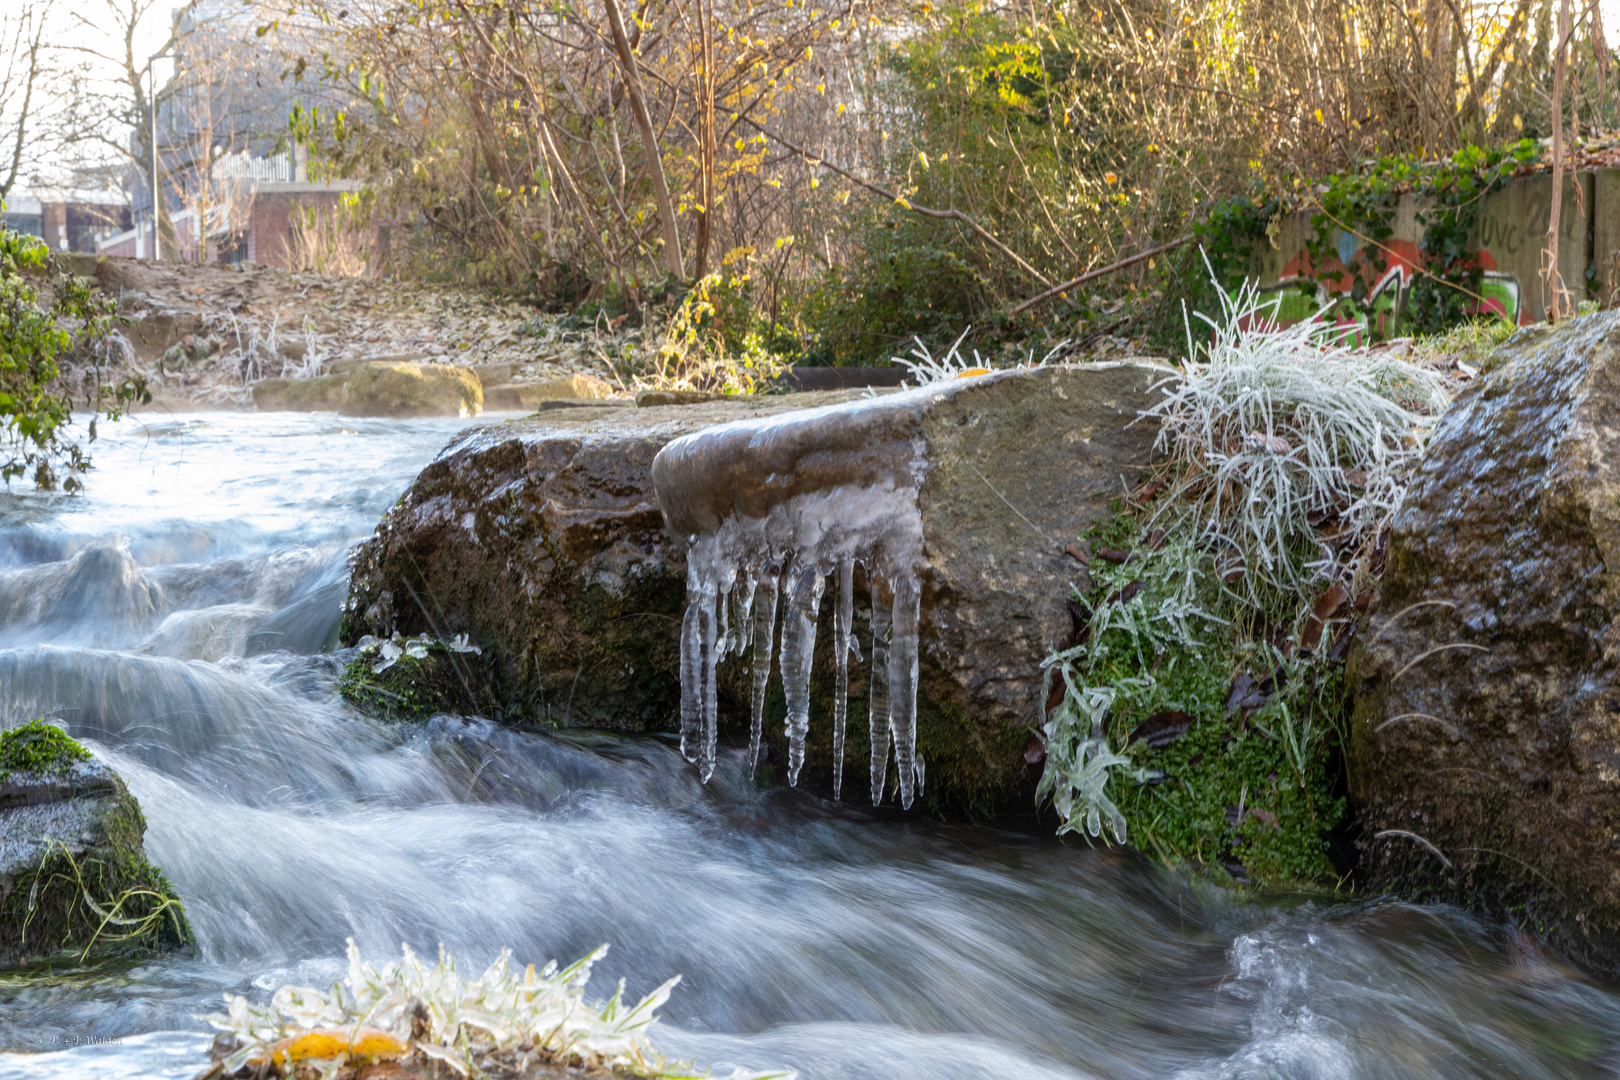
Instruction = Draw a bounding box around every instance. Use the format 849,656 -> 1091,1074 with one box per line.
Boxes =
0,721 -> 187,966
342,361 -> 484,418
1349,310 -> 1620,974
343,365 -> 1166,816
252,373 -> 348,411
484,374 -> 616,412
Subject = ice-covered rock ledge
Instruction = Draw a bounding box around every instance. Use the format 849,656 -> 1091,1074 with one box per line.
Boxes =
344,364 -> 1166,816
651,365 -> 1169,809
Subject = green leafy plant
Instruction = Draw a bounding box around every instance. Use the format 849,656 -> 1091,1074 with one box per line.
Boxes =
0,228 -> 148,490
1188,141 -> 1540,343
616,266 -> 790,394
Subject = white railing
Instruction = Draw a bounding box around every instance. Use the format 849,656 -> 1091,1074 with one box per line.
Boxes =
211,151 -> 293,184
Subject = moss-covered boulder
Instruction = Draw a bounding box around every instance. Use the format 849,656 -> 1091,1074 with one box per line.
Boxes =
343,366 -> 1165,817
1350,311 -> 1620,974
342,361 -> 483,418
0,720 -> 187,967
252,374 -> 348,411
483,374 -> 616,412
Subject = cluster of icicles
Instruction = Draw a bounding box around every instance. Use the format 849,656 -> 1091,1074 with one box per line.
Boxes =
679,551 -> 925,809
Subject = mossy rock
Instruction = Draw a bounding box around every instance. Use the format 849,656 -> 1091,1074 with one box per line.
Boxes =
252,374 -> 348,412
339,638 -> 500,721
342,362 -> 483,418
0,721 -> 188,968
1350,310 -> 1620,975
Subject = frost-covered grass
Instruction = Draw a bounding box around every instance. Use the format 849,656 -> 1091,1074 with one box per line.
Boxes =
202,939 -> 792,1080
891,328 -> 1068,385
1145,278 -> 1448,610
1038,279 -> 1451,882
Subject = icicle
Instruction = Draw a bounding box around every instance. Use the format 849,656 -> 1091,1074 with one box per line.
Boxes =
831,557 -> 855,800
730,566 -> 757,658
653,401 -> 931,805
716,580 -> 731,658
780,564 -> 826,786
679,571 -> 702,764
697,571 -> 721,783
889,572 -> 921,809
748,570 -> 779,776
868,595 -> 891,806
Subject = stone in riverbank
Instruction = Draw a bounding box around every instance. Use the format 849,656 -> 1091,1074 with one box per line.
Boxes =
342,361 -> 483,418
0,720 -> 187,966
1350,310 -> 1620,974
342,365 -> 1166,816
252,361 -> 485,417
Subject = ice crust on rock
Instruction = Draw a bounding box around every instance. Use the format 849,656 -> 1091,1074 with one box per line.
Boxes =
651,396 -> 934,807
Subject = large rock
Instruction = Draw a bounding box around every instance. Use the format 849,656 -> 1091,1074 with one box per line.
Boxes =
342,365 -> 1165,815
483,374 -> 617,412
253,362 -> 484,417
1350,311 -> 1620,973
251,374 -> 348,412
1,720 -> 187,965
343,361 -> 483,418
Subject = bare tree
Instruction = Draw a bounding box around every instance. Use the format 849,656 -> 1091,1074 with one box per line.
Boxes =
0,1 -> 54,204
56,0 -> 182,250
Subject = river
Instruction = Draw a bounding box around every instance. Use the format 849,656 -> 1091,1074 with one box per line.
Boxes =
0,412 -> 1616,1080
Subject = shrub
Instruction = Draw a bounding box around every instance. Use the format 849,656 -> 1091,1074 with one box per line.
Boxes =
0,229 -> 148,490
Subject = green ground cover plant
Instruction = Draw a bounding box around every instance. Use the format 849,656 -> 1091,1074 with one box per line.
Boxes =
1038,276 -> 1450,884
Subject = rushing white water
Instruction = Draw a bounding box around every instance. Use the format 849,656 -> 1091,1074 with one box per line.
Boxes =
4,411 -> 1620,1080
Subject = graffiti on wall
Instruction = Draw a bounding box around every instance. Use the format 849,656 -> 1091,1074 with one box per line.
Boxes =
1248,232 -> 1523,341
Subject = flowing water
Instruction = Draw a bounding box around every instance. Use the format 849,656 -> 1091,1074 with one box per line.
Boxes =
1,413 -> 1618,1080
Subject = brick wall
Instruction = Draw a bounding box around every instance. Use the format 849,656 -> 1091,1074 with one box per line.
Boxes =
246,191 -> 346,269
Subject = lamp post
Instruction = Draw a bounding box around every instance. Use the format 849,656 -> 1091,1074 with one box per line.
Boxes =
145,51 -> 173,261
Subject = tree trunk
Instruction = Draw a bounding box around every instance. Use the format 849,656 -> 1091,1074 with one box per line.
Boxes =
1545,0 -> 1573,322
601,0 -> 684,279
693,0 -> 715,278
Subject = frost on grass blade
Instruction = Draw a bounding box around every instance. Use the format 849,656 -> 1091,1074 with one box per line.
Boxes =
201,939 -> 795,1080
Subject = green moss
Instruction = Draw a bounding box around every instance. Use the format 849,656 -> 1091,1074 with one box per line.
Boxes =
1105,647 -> 1347,884
1,844 -> 188,966
0,720 -> 92,783
1047,502 -> 1350,887
339,638 -> 495,721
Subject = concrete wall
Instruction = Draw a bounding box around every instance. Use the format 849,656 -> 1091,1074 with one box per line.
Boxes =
1247,168 -> 1617,328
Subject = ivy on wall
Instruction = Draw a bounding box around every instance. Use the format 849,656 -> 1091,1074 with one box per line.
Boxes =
1191,139 -> 1541,337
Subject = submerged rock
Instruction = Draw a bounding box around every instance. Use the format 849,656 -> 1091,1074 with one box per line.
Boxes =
1350,311 -> 1620,974
343,365 -> 1165,815
0,720 -> 187,966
